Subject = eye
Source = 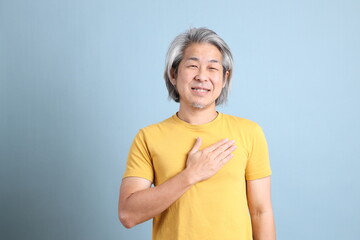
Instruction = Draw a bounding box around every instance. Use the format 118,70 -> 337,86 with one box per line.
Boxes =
209,67 -> 219,71
188,65 -> 198,68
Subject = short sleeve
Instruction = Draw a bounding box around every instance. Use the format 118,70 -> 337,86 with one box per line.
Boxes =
122,129 -> 154,182
245,124 -> 272,180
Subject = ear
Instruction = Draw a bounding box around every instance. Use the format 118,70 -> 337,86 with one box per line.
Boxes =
223,71 -> 230,88
170,68 -> 177,85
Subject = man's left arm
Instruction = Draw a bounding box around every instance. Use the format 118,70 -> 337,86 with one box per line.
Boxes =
247,176 -> 276,240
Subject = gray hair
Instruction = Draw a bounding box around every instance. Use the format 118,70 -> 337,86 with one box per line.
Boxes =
164,27 -> 233,105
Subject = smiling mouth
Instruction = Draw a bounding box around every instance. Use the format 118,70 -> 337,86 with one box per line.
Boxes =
191,87 -> 210,92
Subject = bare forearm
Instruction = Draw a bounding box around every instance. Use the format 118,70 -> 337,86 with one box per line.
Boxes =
119,138 -> 236,228
251,210 -> 276,240
120,170 -> 193,228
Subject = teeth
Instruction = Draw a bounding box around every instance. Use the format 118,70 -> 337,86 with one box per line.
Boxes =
193,88 -> 208,92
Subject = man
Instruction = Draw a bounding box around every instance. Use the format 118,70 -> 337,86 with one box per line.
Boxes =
118,27 -> 276,240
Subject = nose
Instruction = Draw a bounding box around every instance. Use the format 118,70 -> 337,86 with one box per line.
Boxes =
194,67 -> 208,82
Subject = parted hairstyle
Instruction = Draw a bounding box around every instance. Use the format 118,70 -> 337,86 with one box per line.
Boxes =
164,27 -> 233,105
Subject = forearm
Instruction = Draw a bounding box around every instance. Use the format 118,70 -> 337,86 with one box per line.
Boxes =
251,210 -> 276,240
120,170 -> 193,228
119,138 -> 236,228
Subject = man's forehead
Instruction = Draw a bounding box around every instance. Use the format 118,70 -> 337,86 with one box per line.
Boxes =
185,57 -> 221,64
182,43 -> 222,61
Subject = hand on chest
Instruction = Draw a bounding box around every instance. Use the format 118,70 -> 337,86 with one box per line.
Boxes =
150,133 -> 248,185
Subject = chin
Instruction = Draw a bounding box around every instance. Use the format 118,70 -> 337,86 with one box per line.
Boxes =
191,102 -> 207,109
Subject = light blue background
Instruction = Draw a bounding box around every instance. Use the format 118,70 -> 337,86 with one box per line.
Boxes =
1,0 -> 359,239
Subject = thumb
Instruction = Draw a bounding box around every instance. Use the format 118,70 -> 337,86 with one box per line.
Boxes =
190,137 -> 202,153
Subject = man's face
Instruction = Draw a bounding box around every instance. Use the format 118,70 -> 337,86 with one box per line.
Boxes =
172,43 -> 228,110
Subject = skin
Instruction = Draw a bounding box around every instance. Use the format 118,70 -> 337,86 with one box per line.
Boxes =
118,43 -> 276,239
172,43 -> 228,125
247,176 -> 276,240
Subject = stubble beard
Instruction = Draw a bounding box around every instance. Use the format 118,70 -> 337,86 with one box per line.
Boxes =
191,103 -> 206,109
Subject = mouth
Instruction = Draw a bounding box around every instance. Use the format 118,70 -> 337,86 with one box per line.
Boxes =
191,87 -> 210,92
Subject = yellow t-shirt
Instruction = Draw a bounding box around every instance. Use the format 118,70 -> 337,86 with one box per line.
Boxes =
123,113 -> 272,240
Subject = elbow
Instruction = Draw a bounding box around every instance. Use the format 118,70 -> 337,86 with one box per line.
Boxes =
118,210 -> 136,229
249,208 -> 274,219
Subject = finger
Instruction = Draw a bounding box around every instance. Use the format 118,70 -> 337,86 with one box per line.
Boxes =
217,152 -> 234,168
189,137 -> 202,154
204,138 -> 229,153
210,140 -> 235,158
214,144 -> 237,161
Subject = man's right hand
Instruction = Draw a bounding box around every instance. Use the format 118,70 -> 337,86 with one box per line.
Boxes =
184,137 -> 237,184
119,137 -> 236,228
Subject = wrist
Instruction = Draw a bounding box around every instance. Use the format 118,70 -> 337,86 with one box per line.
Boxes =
181,168 -> 197,186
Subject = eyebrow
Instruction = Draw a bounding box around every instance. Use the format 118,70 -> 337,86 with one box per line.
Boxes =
185,57 -> 221,63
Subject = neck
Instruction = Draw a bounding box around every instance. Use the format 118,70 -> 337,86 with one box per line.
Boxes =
177,104 -> 218,125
